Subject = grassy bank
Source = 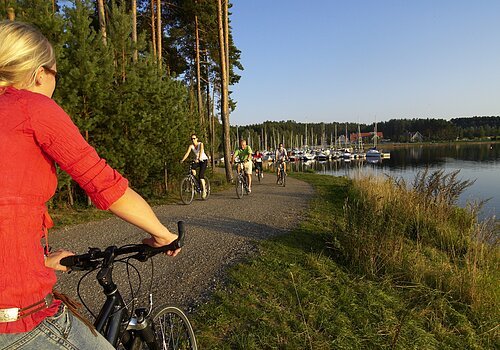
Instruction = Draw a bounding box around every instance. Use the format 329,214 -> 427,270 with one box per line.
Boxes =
193,173 -> 499,349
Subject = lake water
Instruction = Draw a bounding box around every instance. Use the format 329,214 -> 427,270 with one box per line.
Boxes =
288,142 -> 499,220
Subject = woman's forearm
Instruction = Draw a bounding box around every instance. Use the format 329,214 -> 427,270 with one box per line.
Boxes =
109,187 -> 177,245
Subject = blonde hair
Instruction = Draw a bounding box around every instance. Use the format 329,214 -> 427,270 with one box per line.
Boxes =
0,20 -> 55,90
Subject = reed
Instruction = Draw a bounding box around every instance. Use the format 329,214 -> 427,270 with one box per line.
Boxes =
332,169 -> 499,334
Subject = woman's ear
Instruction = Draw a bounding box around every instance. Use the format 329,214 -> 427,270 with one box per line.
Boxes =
34,66 -> 45,86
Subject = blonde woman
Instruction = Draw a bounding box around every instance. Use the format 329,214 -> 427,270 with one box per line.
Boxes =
0,21 -> 180,349
180,134 -> 209,198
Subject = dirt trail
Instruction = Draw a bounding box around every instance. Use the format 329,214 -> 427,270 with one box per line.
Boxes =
53,173 -> 313,314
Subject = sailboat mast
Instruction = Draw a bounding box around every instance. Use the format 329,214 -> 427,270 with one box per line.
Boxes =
357,124 -> 362,150
345,123 -> 348,147
305,123 -> 308,147
335,124 -> 338,148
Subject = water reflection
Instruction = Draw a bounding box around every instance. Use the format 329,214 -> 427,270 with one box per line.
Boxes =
287,143 -> 499,219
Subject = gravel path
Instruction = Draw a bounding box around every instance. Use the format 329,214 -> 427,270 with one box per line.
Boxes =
53,173 -> 313,315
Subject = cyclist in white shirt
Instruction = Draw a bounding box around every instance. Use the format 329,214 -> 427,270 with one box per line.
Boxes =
180,134 -> 209,198
274,143 -> 288,182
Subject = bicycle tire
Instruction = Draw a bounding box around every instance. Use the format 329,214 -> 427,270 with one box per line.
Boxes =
180,177 -> 195,205
202,178 -> 211,200
281,170 -> 286,187
147,306 -> 197,350
236,175 -> 244,199
258,170 -> 261,183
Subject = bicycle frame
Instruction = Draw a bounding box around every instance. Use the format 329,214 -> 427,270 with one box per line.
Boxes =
188,163 -> 209,193
236,164 -> 248,188
188,174 -> 201,192
60,222 -> 188,350
92,249 -> 160,350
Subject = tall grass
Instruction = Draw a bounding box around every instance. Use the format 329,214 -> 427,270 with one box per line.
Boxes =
332,169 -> 499,341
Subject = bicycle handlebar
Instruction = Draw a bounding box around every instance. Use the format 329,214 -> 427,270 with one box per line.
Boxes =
60,221 -> 185,271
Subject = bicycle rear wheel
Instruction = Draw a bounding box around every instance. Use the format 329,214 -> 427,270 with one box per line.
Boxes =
149,306 -> 197,350
180,177 -> 195,205
235,176 -> 244,199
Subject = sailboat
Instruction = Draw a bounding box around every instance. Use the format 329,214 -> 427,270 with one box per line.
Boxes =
341,123 -> 353,161
353,124 -> 366,159
366,122 -> 381,158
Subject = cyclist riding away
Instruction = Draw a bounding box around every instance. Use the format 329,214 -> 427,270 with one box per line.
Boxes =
0,21 -> 180,349
231,139 -> 253,193
275,143 -> 288,182
180,133 -> 209,199
253,150 -> 263,179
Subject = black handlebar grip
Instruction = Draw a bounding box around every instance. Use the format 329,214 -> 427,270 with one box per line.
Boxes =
177,221 -> 185,248
60,255 -> 77,267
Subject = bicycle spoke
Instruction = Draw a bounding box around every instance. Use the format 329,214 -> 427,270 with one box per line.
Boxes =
152,307 -> 196,350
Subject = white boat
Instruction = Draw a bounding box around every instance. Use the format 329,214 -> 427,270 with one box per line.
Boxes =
330,149 -> 341,159
340,147 -> 353,161
263,151 -> 275,162
315,151 -> 329,161
367,157 -> 381,164
366,147 -> 381,157
303,151 -> 315,161
289,150 -> 303,161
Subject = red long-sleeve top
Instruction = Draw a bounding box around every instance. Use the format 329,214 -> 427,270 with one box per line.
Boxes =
0,87 -> 128,333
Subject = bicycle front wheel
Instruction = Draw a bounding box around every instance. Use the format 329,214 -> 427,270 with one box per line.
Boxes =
180,177 -> 195,205
149,306 -> 197,350
281,170 -> 286,187
235,176 -> 244,199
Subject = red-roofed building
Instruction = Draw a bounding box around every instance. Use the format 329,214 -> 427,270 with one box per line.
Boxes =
350,132 -> 383,143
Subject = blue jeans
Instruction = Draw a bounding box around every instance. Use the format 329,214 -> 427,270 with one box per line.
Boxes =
0,304 -> 114,350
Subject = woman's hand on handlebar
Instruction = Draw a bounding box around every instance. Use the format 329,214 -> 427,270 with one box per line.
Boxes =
142,236 -> 181,257
45,250 -> 75,272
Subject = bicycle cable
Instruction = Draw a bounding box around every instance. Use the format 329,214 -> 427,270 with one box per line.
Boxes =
76,267 -> 99,319
74,250 -> 143,320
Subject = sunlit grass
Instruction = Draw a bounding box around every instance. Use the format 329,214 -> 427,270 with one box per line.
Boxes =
333,170 -> 499,343
193,173 -> 499,349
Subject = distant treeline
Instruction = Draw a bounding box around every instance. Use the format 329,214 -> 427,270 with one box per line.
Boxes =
234,117 -> 500,150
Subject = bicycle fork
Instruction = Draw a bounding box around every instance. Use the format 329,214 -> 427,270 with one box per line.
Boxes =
123,308 -> 159,350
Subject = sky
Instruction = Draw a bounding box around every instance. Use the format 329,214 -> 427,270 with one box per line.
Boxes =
229,0 -> 500,126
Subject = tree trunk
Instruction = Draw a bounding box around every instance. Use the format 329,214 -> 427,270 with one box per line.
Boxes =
211,84 -> 216,169
67,183 -> 74,207
156,0 -> 162,70
121,48 -> 126,82
224,0 -> 230,85
164,162 -> 168,193
85,130 -> 92,206
132,0 -> 138,62
205,67 -> 216,169
217,0 -> 232,182
97,0 -> 107,45
151,0 -> 156,59
195,15 -> 204,134
7,6 -> 15,21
